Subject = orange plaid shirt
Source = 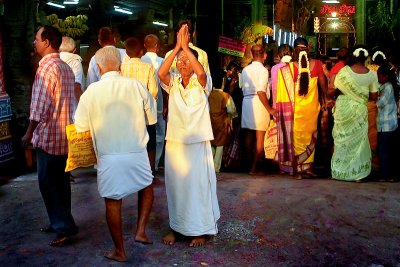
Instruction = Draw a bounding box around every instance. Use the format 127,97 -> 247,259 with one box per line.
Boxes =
30,53 -> 75,155
120,58 -> 158,99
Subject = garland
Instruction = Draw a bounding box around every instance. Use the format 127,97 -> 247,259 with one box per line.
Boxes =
295,51 -> 310,93
372,51 -> 386,61
353,48 -> 369,58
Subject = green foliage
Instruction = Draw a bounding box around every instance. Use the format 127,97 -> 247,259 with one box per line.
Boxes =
233,17 -> 251,40
368,0 -> 398,42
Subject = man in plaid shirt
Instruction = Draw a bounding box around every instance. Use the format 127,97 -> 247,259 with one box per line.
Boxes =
22,26 -> 78,247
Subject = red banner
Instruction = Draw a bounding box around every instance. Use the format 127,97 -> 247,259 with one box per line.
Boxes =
218,36 -> 246,57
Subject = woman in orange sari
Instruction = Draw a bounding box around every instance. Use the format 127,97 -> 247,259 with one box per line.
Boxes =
275,37 -> 327,179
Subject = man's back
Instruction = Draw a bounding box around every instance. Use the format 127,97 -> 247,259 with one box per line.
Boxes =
120,58 -> 157,99
75,72 -> 156,155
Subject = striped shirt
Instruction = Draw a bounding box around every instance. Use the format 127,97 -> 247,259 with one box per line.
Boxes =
30,53 -> 75,155
377,81 -> 398,132
121,58 -> 158,99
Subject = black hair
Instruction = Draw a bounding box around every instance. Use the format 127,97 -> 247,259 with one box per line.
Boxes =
212,69 -> 226,89
377,64 -> 400,102
98,27 -> 115,46
178,19 -> 194,35
293,37 -> 309,96
372,50 -> 387,66
124,37 -> 143,58
40,25 -> 62,50
278,44 -> 293,58
351,45 -> 369,64
336,47 -> 350,61
226,61 -> 240,72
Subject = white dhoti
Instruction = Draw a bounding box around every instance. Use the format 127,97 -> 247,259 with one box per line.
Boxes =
97,150 -> 153,200
241,95 -> 270,131
165,140 -> 220,236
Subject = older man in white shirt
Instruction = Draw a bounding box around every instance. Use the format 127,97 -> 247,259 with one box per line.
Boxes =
75,46 -> 156,262
59,36 -> 84,108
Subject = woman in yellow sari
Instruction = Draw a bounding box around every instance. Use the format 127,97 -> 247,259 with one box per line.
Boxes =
331,47 -> 379,182
275,37 -> 327,179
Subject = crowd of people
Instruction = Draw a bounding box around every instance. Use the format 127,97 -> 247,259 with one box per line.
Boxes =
20,19 -> 400,262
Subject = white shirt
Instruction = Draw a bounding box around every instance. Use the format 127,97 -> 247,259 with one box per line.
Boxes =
241,61 -> 269,97
141,52 -> 164,114
60,52 -> 84,87
86,46 -> 127,87
60,52 -> 85,113
75,71 -> 157,156
161,73 -> 214,144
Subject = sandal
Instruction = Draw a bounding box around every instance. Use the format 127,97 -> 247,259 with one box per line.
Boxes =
50,236 -> 71,247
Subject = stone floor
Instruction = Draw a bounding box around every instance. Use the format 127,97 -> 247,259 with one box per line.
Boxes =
0,168 -> 399,266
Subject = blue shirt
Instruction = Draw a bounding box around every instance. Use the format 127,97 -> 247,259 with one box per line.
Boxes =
376,82 -> 398,132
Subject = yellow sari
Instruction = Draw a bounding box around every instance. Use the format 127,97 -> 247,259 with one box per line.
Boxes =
276,62 -> 320,173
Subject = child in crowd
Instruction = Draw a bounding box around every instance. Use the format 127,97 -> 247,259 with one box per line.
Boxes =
209,69 -> 237,173
376,65 -> 399,182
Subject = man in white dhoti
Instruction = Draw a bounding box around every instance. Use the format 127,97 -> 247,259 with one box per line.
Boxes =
241,45 -> 276,174
74,47 -> 157,262
158,24 -> 220,247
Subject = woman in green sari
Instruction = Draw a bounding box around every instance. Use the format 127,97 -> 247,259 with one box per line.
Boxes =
331,47 -> 379,182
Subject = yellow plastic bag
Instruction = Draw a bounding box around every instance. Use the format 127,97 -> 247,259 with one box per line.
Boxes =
65,124 -> 96,172
264,120 -> 278,160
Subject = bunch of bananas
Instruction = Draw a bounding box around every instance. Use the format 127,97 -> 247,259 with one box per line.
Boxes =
46,14 -> 89,39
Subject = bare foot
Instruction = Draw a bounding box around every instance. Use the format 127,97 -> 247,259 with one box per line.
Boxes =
135,234 -> 153,245
104,249 -> 127,262
162,231 -> 176,245
305,171 -> 318,177
294,174 -> 302,180
189,236 -> 207,247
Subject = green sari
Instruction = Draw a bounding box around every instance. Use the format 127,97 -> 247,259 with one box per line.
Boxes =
331,66 -> 374,181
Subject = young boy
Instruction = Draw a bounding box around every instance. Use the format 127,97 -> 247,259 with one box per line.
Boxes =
209,69 -> 237,173
376,65 -> 399,182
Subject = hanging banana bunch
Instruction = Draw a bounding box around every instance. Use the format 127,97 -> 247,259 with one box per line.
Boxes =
46,14 -> 89,39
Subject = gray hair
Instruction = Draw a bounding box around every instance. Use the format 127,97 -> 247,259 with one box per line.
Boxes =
59,36 -> 76,52
95,46 -> 121,71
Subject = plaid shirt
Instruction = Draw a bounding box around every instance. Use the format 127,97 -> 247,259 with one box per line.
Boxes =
377,81 -> 398,132
120,58 -> 158,99
30,53 -> 75,155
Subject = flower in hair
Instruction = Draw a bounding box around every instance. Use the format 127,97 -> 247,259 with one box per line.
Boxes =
281,55 -> 292,63
372,51 -> 386,61
298,51 -> 310,73
295,51 -> 310,94
353,48 -> 369,58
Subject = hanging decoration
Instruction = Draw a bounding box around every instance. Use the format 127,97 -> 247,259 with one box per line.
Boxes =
314,17 -> 320,33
